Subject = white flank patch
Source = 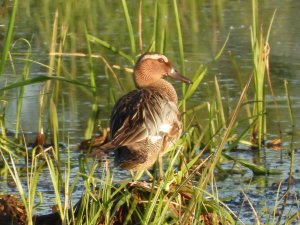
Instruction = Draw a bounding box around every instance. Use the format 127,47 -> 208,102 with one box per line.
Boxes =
159,123 -> 172,133
149,135 -> 162,143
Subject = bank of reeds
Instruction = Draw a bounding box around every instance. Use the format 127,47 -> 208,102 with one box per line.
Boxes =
250,0 -> 276,148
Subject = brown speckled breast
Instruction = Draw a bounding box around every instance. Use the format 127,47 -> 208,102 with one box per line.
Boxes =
110,88 -> 181,171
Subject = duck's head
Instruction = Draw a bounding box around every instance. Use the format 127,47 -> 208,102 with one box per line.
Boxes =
134,52 -> 192,88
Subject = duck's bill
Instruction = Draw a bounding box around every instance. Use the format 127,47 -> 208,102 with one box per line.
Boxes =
168,69 -> 193,84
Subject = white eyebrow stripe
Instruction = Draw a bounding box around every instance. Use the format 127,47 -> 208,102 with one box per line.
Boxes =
141,54 -> 168,62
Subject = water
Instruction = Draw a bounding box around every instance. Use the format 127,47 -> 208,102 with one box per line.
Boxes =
0,1 -> 300,224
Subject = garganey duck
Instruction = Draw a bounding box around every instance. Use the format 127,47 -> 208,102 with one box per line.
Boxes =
94,52 -> 192,172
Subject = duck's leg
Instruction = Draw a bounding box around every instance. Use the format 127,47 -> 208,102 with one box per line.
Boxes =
158,136 -> 169,178
145,170 -> 153,180
133,170 -> 153,180
158,155 -> 164,178
133,170 -> 144,180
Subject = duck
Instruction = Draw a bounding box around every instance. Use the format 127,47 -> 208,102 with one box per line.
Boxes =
93,52 -> 192,172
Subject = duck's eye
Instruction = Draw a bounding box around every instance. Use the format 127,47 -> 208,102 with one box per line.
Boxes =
157,58 -> 165,63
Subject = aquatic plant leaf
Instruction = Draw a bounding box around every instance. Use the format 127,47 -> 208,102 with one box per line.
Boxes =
87,35 -> 134,64
0,75 -> 93,92
223,153 -> 281,175
182,65 -> 207,103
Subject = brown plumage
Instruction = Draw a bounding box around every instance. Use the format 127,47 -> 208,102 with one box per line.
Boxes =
93,52 -> 192,171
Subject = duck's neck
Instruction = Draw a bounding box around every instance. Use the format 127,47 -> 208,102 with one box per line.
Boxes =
150,79 -> 178,104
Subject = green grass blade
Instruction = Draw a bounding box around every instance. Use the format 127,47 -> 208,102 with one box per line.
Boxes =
223,153 -> 280,175
213,31 -> 230,61
13,39 -> 32,138
121,0 -> 136,55
0,75 -> 93,92
172,0 -> 187,128
284,80 -> 294,125
181,65 -> 207,102
0,0 -> 18,77
87,34 -> 134,64
172,0 -> 185,72
214,76 -> 226,128
84,28 -> 98,139
204,74 -> 253,187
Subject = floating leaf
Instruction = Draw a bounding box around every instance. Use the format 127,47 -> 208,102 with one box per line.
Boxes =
266,138 -> 282,150
223,153 -> 281,175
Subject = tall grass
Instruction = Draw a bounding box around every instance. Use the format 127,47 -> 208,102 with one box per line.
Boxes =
0,0 -> 18,77
84,29 -> 98,140
0,101 -> 7,138
121,0 -> 136,56
172,0 -> 188,127
250,0 -> 275,148
5,39 -> 33,139
0,147 -> 43,225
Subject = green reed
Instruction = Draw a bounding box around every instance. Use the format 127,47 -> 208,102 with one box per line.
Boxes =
42,146 -> 69,222
121,0 -> 136,55
47,10 -> 60,157
203,73 -> 253,189
0,101 -> 7,138
277,79 -> 297,224
0,146 -> 43,225
228,51 -> 253,127
0,0 -> 22,142
152,0 -> 167,53
214,76 -> 226,129
250,0 -> 275,148
0,0 -> 18,77
12,39 -> 32,139
284,80 -> 294,126
172,0 -> 188,127
84,29 -> 98,140
67,137 -> 235,225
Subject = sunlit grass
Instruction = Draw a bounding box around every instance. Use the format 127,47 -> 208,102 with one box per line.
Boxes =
250,0 -> 276,148
0,146 -> 43,225
0,0 -> 18,77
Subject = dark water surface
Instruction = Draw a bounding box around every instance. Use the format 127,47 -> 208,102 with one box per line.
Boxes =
0,1 -> 300,224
